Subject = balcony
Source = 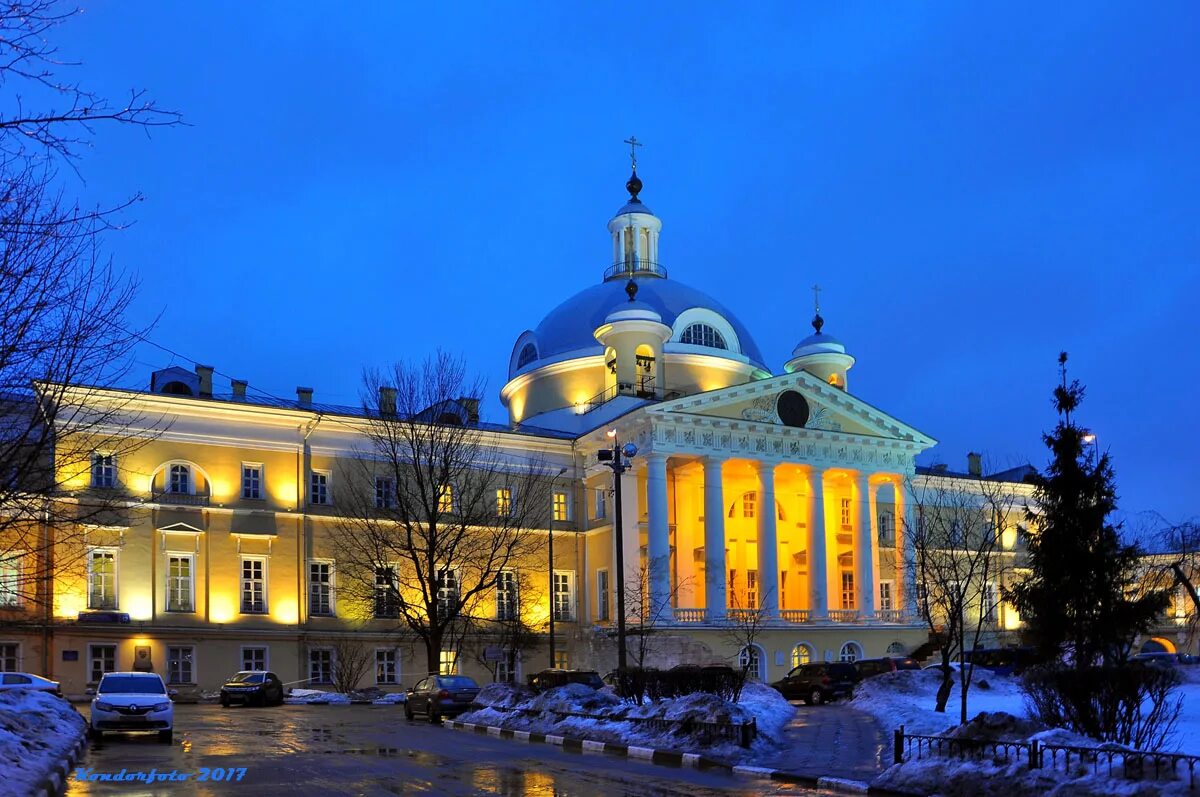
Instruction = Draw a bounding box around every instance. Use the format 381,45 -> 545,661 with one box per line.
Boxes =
827,609 -> 860,623
672,608 -> 708,624
603,260 -> 668,282
877,609 -> 904,623
665,606 -> 915,626
580,379 -> 664,414
779,609 -> 811,623
150,491 -> 210,507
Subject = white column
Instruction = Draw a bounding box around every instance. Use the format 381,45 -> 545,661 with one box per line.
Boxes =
856,473 -> 877,619
807,469 -> 828,620
901,490 -> 918,618
702,457 -> 727,621
646,453 -> 671,614
756,463 -> 780,617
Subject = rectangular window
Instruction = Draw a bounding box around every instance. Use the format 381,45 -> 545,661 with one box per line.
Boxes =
780,570 -> 788,609
374,566 -> 399,618
878,512 -> 893,545
0,643 -> 19,671
242,646 -> 268,671
91,453 -> 116,488
595,569 -> 610,622
495,655 -> 516,684
879,580 -> 894,612
242,464 -> 262,500
166,554 -> 194,612
594,488 -> 606,520
437,568 -> 459,617
496,570 -> 518,621
169,463 -> 191,494
309,561 -> 334,616
747,569 -> 758,608
983,582 -> 1000,623
839,498 -> 851,528
167,646 -> 195,684
87,549 -> 117,610
743,492 -> 756,518
496,488 -> 512,517
438,484 -> 454,513
840,571 -> 856,610
916,581 -> 930,619
310,471 -> 330,505
241,557 -> 267,613
552,492 -> 568,522
309,648 -> 333,684
552,570 -> 575,622
0,555 -> 21,606
439,650 -> 458,676
374,476 -> 395,510
552,650 -> 569,670
375,648 -> 398,685
89,644 -> 116,682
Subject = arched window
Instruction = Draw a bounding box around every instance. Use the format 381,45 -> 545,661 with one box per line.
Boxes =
168,464 -> 191,494
161,381 -> 193,396
680,323 -> 727,350
738,645 -> 765,681
886,641 -> 907,656
728,491 -> 786,520
516,343 -> 538,369
839,641 -> 863,663
791,643 -> 813,669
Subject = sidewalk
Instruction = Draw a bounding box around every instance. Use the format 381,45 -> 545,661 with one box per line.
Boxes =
755,702 -> 888,782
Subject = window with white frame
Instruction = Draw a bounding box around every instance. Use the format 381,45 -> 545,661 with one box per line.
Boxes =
241,557 -> 267,613
742,491 -> 756,519
437,567 -> 459,618
738,645 -> 764,680
374,566 -> 399,618
791,643 -> 813,668
679,323 -> 727,349
495,654 -> 517,684
242,464 -> 263,500
0,555 -> 21,606
310,471 -> 330,505
375,648 -> 398,685
0,643 -> 19,671
879,580 -> 894,612
594,488 -> 606,519
495,570 -> 517,621
839,641 -> 863,662
242,646 -> 268,672
983,582 -> 1000,623
87,549 -> 117,610
374,476 -> 395,509
552,491 -> 568,522
496,488 -> 513,517
91,453 -> 116,488
552,650 -> 569,669
916,581 -> 930,619
552,570 -> 575,622
878,511 -> 893,545
438,484 -> 454,513
169,463 -> 191,494
309,561 -> 334,616
839,498 -> 851,528
840,571 -> 855,610
439,650 -> 458,675
89,643 -> 116,682
309,648 -> 333,684
746,570 -> 758,609
595,569 -> 610,622
166,553 -> 194,612
167,646 -> 195,684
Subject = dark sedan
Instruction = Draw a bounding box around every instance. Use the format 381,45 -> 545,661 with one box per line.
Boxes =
219,671 -> 285,707
404,675 -> 480,722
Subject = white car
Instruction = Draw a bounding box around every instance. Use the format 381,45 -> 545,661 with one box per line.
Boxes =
88,672 -> 175,742
0,672 -> 62,696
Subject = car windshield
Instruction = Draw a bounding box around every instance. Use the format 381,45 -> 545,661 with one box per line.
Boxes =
437,676 -> 477,689
99,676 -> 164,694
229,672 -> 265,683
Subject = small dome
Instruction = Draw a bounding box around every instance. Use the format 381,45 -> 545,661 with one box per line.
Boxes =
790,332 -> 847,358
614,198 -> 655,217
604,299 -> 663,325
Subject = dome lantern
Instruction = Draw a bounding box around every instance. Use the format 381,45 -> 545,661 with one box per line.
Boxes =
605,137 -> 665,282
784,286 -> 855,390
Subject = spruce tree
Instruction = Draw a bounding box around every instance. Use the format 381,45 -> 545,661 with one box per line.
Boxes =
1008,353 -> 1167,669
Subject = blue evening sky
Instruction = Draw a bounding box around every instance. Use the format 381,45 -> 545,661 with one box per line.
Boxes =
54,3 -> 1199,523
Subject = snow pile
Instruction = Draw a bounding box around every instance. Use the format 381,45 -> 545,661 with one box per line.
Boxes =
457,681 -> 795,763
0,690 -> 85,795
850,668 -> 1027,737
285,688 -> 351,705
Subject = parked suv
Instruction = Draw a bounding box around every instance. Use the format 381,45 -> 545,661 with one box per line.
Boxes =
404,675 -> 480,722
527,669 -> 604,693
219,671 -> 285,707
855,657 -> 921,680
88,672 -> 174,742
771,662 -> 858,705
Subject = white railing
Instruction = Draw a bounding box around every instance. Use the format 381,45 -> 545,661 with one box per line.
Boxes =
877,609 -> 904,623
827,609 -> 860,623
726,608 -> 757,623
779,609 -> 811,624
672,608 -> 707,623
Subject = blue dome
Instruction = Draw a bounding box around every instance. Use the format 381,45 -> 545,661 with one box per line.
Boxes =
530,278 -> 767,369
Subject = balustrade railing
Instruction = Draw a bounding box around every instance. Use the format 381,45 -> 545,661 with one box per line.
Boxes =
877,608 -> 904,623
827,609 -> 860,623
672,608 -> 707,624
779,609 -> 811,624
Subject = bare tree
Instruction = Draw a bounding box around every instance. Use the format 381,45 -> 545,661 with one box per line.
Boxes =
328,353 -> 551,677
326,638 -> 373,694
1133,514 -> 1200,650
905,466 -> 1018,723
470,566 -> 544,683
722,588 -> 772,702
622,554 -> 692,669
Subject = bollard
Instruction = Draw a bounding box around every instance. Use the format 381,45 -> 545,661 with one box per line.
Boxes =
1029,739 -> 1041,770
895,726 -> 905,765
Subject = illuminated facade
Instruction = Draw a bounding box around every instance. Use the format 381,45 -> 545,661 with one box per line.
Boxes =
1,167 -> 1189,698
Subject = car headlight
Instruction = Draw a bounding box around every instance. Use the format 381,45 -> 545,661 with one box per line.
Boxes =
153,702 -> 171,712
95,701 -> 115,711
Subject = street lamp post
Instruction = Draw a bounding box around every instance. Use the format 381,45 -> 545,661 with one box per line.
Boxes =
548,466 -> 568,670
598,431 -> 637,671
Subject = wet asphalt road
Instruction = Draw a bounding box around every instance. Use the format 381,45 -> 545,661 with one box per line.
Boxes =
65,704 -> 820,796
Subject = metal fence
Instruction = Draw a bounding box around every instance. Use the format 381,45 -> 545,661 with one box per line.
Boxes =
894,726 -> 1199,790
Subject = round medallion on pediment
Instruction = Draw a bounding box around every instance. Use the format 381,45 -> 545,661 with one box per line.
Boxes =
776,390 -> 810,428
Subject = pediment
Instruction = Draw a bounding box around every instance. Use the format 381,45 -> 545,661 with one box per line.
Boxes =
647,371 -> 936,448
158,521 -> 205,534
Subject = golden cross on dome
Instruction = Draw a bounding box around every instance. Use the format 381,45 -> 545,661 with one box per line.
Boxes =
623,135 -> 642,170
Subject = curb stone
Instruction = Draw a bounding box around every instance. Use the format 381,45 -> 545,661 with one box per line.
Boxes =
35,728 -> 88,797
443,719 -> 922,796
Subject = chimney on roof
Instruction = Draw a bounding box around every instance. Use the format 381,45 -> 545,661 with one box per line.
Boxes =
967,452 -> 982,477
296,387 -> 313,408
195,365 -> 214,397
459,397 -> 480,424
379,386 -> 397,417
231,379 -> 248,401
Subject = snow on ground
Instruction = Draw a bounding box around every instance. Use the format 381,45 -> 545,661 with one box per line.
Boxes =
284,688 -> 352,705
460,682 -> 795,764
372,692 -> 407,705
0,689 -> 86,795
